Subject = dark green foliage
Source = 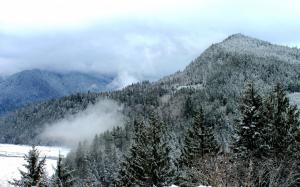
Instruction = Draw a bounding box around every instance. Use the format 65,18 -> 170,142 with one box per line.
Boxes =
183,96 -> 195,118
116,115 -> 175,187
233,83 -> 300,186
146,114 -> 175,186
262,84 -> 300,158
234,82 -> 266,158
9,146 -> 47,187
51,154 -> 75,187
116,121 -> 149,186
235,83 -> 300,159
179,108 -> 218,167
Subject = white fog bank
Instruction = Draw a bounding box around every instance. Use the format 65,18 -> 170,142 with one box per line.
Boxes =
41,99 -> 124,145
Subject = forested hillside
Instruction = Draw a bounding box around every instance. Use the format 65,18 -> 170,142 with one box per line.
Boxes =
2,34 -> 300,186
2,34 -> 300,146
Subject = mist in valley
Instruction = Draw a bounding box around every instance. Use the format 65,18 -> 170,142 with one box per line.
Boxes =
40,99 -> 124,146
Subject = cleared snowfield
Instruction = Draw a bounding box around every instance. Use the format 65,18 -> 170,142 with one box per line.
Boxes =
289,92 -> 300,107
0,144 -> 69,187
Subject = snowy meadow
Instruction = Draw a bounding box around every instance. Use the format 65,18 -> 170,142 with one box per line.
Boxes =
0,144 -> 69,187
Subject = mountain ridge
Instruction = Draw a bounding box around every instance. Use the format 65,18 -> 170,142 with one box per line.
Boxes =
0,69 -> 115,115
160,33 -> 300,87
1,34 -> 300,145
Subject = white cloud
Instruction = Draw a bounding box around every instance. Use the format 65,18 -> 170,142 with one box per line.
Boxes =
40,99 -> 124,145
0,0 -> 203,33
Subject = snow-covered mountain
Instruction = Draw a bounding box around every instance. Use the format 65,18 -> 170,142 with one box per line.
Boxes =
2,34 -> 300,146
0,69 -> 115,115
160,33 -> 300,88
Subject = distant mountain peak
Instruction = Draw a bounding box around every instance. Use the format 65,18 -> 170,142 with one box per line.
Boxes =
225,33 -> 249,40
164,34 -> 300,87
204,33 -> 300,62
221,33 -> 271,47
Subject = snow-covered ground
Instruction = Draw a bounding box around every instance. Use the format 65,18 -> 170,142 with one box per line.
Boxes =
0,144 -> 69,187
289,92 -> 300,107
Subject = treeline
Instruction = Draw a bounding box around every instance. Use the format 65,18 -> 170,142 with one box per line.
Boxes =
15,83 -> 298,186
0,92 -> 101,145
3,39 -> 300,148
6,35 -> 300,186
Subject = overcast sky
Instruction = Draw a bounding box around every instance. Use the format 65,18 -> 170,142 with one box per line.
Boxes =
0,0 -> 300,83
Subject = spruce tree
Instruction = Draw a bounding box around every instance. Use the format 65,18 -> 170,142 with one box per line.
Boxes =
10,145 -> 47,187
74,141 -> 95,186
146,114 -> 174,187
116,115 -> 174,187
116,120 -> 149,186
184,96 -> 194,118
103,136 -> 118,184
51,154 -> 75,187
89,134 -> 105,184
256,84 -> 300,185
235,83 -> 265,158
262,83 -> 300,158
179,107 -> 218,167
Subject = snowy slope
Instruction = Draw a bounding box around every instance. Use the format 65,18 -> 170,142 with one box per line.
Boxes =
0,144 -> 69,187
288,92 -> 300,107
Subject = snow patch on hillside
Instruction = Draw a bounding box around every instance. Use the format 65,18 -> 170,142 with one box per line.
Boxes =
176,83 -> 204,90
288,92 -> 300,107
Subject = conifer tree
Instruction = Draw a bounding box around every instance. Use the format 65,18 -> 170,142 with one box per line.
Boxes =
10,145 -> 47,187
116,120 -> 149,186
179,107 -> 218,167
89,134 -> 105,184
116,115 -> 174,187
262,83 -> 300,158
74,141 -> 96,186
103,137 -> 118,184
235,83 -> 265,157
184,96 -> 194,118
51,154 -> 75,187
146,114 -> 174,187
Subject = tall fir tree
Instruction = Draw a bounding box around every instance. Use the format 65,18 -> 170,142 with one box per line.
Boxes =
146,114 -> 174,187
262,83 -> 300,158
51,153 -> 75,187
116,120 -> 149,186
74,141 -> 96,186
179,107 -> 218,167
103,135 -> 119,184
184,96 -> 195,118
234,82 -> 266,158
89,134 -> 105,185
116,115 -> 174,187
10,146 -> 47,187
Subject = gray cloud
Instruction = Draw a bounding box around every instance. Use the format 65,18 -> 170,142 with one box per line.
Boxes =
0,23 -> 214,84
0,0 -> 300,84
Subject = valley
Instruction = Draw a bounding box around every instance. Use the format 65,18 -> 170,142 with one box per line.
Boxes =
1,34 -> 300,186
